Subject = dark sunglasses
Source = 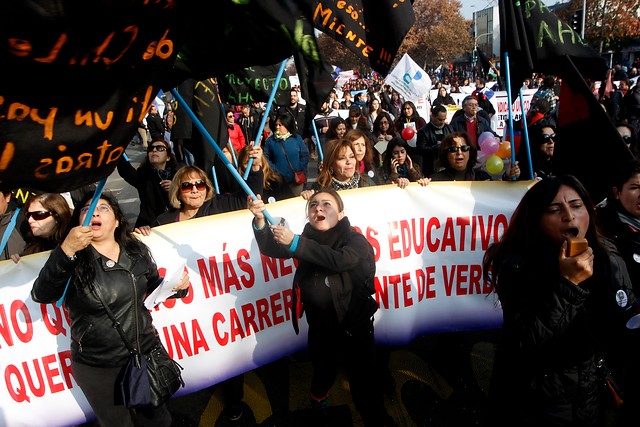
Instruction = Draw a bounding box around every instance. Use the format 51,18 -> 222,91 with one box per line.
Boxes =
447,145 -> 471,153
26,210 -> 55,221
541,133 -> 556,142
180,180 -> 207,193
622,135 -> 632,143
148,145 -> 167,152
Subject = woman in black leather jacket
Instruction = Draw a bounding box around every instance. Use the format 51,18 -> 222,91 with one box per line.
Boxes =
248,189 -> 390,427
483,175 -> 638,426
32,192 -> 189,427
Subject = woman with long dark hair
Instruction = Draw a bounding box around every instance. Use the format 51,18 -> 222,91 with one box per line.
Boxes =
32,192 -> 190,427
483,175 -> 638,426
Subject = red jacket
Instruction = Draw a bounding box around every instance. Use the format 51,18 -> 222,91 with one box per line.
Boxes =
228,123 -> 246,152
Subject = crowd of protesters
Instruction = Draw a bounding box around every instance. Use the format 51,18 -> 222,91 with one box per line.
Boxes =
1,62 -> 638,426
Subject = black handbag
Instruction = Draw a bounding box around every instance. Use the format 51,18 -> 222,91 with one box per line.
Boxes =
94,287 -> 184,408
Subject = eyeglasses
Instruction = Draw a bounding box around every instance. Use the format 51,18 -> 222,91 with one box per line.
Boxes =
26,210 -> 55,221
180,180 -> 207,193
447,145 -> 471,153
80,204 -> 112,215
541,133 -> 556,142
226,114 -> 234,119
148,145 -> 167,152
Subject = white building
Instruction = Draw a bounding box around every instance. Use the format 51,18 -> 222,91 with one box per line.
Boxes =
473,5 -> 500,60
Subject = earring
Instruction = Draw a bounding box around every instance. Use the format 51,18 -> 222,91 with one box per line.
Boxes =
329,168 -> 334,174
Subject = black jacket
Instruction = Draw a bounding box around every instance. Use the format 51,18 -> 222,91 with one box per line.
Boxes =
416,122 -> 453,176
117,159 -> 174,228
147,113 -> 166,141
253,217 -> 377,335
31,245 -> 182,367
489,242 -> 636,426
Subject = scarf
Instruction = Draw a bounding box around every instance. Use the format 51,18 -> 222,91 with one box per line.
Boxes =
331,172 -> 360,191
276,131 -> 291,141
618,209 -> 640,232
396,163 -> 409,178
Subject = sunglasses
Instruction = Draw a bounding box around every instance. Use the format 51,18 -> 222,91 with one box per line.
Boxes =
148,145 -> 167,152
541,133 -> 556,142
80,204 -> 112,215
180,180 -> 207,193
622,135 -> 631,143
26,210 -> 55,221
447,145 -> 471,153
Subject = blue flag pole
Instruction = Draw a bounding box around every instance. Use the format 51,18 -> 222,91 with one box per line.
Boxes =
504,52 -> 517,180
311,119 -> 324,162
57,177 -> 108,307
170,88 -> 276,225
519,88 -> 534,180
211,166 -> 220,194
244,59 -> 288,180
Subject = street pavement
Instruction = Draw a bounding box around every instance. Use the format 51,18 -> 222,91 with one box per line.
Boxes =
95,143 -> 498,427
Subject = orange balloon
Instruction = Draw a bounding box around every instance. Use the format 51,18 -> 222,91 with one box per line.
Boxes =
496,141 -> 512,159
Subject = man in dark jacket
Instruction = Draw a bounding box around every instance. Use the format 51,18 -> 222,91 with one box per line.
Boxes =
416,105 -> 453,176
450,95 -> 495,147
146,105 -> 166,141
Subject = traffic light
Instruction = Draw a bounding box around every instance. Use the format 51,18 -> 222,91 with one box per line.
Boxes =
570,9 -> 583,34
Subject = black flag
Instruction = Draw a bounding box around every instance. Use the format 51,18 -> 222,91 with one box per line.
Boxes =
553,56 -> 631,204
311,0 -> 416,75
498,0 -> 606,101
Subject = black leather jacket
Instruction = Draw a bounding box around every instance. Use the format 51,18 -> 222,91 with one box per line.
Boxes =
32,245 -> 175,368
490,241 -> 636,425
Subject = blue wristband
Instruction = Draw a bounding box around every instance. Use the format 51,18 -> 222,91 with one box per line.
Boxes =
288,234 -> 300,252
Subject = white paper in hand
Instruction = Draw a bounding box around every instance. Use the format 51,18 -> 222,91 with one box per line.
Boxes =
144,264 -> 185,309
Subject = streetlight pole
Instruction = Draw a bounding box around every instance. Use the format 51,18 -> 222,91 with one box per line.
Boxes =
581,0 -> 586,39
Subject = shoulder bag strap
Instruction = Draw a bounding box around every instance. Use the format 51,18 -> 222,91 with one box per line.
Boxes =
93,285 -> 138,356
277,141 -> 297,174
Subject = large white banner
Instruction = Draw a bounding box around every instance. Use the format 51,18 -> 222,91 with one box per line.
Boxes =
0,181 -> 533,426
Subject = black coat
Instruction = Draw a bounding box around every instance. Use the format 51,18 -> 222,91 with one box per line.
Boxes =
253,217 -> 377,335
489,242 -> 636,426
147,113 -> 166,141
416,122 -> 453,176
117,159 -> 174,228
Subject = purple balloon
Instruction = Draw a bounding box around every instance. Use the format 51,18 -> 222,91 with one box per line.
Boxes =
480,137 -> 499,155
477,131 -> 495,147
